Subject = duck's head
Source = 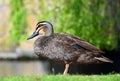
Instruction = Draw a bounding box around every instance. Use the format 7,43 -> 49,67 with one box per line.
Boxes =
27,21 -> 54,40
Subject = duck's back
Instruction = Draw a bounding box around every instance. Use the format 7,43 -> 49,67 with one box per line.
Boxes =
34,33 -> 112,64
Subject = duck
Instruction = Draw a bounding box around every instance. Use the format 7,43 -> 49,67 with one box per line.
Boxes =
27,21 -> 113,75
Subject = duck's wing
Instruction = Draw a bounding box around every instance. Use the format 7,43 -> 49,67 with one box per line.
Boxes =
52,33 -> 113,63
56,33 -> 104,54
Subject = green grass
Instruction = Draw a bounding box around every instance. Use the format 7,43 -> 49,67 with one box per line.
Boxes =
0,74 -> 119,81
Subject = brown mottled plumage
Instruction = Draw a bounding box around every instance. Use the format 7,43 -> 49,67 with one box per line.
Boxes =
27,21 -> 113,75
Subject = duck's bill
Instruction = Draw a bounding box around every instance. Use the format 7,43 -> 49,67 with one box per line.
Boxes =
27,32 -> 39,40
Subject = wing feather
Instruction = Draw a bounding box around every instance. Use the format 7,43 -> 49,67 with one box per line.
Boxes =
55,33 -> 104,53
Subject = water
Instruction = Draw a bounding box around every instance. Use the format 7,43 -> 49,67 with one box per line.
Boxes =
0,60 -> 115,76
0,60 -> 50,76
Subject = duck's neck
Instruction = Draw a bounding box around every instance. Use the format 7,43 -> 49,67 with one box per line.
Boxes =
44,23 -> 54,36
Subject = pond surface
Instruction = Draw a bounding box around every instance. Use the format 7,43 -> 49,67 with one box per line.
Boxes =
0,60 -> 50,76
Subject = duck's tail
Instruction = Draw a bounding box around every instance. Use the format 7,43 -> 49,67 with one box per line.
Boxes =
95,56 -> 113,63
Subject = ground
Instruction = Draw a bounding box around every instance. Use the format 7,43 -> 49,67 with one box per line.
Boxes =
0,74 -> 119,81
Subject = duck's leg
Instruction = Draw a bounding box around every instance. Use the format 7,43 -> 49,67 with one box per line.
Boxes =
63,64 -> 69,75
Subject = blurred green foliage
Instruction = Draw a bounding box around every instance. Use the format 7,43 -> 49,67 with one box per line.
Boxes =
9,0 -> 27,45
9,0 -> 119,50
37,0 -> 119,50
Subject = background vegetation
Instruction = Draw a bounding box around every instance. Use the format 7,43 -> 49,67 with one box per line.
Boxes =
9,0 -> 120,50
9,0 -> 27,45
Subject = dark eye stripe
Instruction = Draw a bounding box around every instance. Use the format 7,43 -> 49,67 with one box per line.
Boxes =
35,24 -> 43,30
35,21 -> 52,30
36,21 -> 47,27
